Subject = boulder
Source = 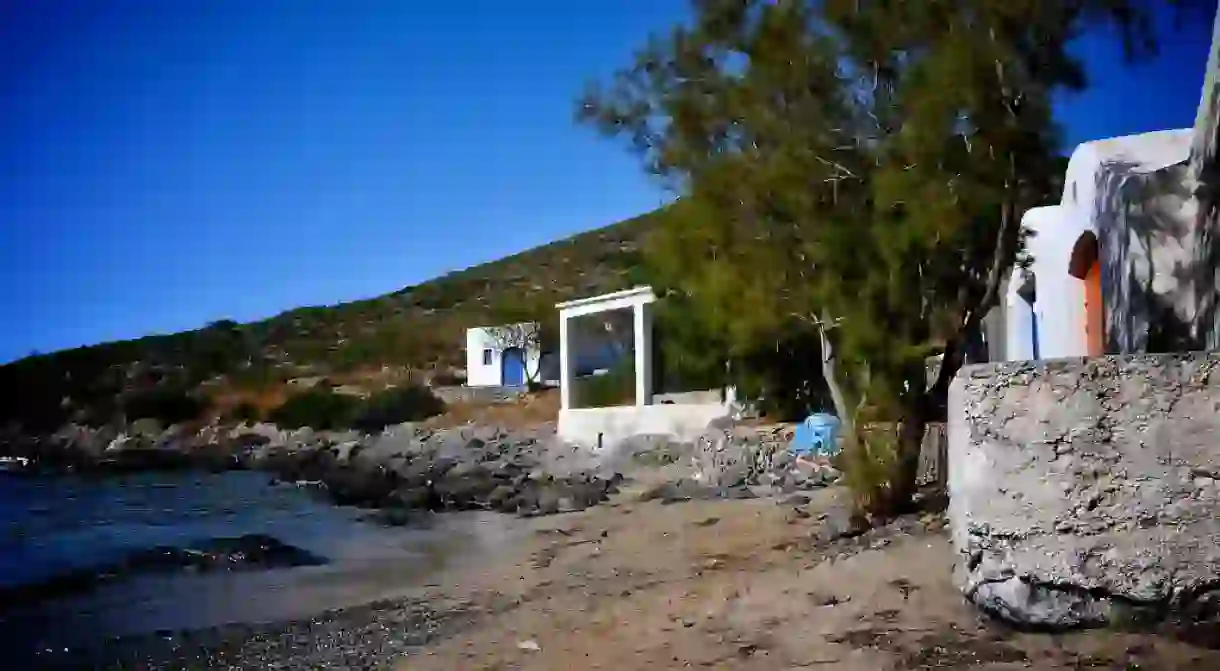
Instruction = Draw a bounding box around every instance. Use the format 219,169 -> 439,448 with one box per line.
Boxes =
128,418 -> 164,439
950,354 -> 1220,629
0,534 -> 326,611
50,423 -> 117,460
235,422 -> 286,446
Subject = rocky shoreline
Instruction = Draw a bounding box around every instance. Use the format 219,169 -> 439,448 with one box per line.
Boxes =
1,420 -> 839,519
0,420 -> 857,670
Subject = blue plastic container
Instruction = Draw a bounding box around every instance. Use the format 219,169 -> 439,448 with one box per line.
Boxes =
788,412 -> 842,457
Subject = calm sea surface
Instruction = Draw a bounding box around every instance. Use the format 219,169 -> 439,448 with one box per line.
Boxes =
0,470 -> 514,654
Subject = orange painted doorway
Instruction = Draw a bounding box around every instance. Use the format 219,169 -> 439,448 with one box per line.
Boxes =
1084,262 -> 1104,355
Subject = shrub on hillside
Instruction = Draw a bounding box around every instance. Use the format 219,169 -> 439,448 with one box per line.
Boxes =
267,387 -> 361,431
429,369 -> 465,387
122,386 -> 210,425
226,401 -> 262,424
575,361 -> 635,408
350,384 -> 446,433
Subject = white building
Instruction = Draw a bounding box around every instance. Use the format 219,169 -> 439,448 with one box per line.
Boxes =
554,286 -> 735,448
1005,129 -> 1199,360
464,322 -> 543,387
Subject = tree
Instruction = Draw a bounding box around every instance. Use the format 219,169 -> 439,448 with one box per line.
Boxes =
579,0 -> 1164,514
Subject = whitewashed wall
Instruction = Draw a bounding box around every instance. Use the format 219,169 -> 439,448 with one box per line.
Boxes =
464,324 -> 542,387
1004,206 -> 1090,360
1003,130 -> 1197,361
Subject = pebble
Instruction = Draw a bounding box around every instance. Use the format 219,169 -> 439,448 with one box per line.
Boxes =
19,596 -> 468,670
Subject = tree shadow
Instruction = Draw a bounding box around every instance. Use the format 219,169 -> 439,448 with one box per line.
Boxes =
1093,157 -> 1204,353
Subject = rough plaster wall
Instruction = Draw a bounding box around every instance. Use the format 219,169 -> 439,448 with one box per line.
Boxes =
465,326 -> 543,387
557,404 -> 729,450
1191,5 -> 1220,349
1021,206 -> 1088,358
949,353 -> 1220,628
654,389 -> 723,405
1097,162 -> 1198,353
1004,271 -> 1036,361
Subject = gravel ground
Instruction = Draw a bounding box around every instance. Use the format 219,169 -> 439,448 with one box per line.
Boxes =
24,593 -> 476,670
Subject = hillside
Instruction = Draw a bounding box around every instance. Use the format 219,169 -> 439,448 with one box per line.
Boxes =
1,208 -> 667,431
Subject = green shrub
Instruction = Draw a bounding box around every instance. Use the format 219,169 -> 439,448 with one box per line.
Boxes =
839,424 -> 902,517
267,387 -> 361,430
575,361 -> 635,408
430,370 -> 465,387
227,401 -> 262,424
122,386 -> 210,425
350,384 -> 446,433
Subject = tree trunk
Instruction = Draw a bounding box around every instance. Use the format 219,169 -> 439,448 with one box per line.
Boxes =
815,314 -> 853,438
889,400 -> 928,514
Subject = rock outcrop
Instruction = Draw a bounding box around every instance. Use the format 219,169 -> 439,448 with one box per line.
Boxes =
949,353 -> 1220,629
5,416 -> 841,519
0,534 -> 326,612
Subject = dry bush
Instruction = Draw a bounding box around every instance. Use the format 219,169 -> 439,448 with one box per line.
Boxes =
425,388 -> 560,430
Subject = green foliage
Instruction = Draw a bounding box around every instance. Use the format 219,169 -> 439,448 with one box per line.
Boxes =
227,401 -> 262,424
575,361 -> 636,408
651,291 -> 830,421
265,384 -> 445,433
267,388 -> 362,431
226,361 -> 284,391
734,327 -> 834,422
838,427 -> 899,517
579,0 -> 1165,512
121,386 -> 210,425
350,384 -> 446,433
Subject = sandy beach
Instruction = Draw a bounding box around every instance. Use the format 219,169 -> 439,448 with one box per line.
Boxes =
40,481 -> 1217,670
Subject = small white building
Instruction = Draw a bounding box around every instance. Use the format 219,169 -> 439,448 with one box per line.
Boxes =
555,286 -> 735,448
464,322 -> 543,387
1005,129 -> 1199,360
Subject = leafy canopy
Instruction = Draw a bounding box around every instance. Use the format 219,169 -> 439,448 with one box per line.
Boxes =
580,0 -> 1165,509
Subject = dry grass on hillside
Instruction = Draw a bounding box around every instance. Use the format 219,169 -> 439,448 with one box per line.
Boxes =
425,389 -> 562,430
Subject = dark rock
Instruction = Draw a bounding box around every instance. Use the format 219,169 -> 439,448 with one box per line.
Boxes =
720,486 -> 757,500
536,489 -> 561,515
93,448 -> 197,474
322,466 -> 396,507
128,535 -> 326,572
386,485 -> 436,510
444,459 -> 483,480
639,479 -> 699,504
820,508 -> 871,541
487,484 -> 518,508
433,467 -> 500,510
364,507 -> 429,527
0,534 -> 326,612
780,474 -> 800,493
567,479 -> 611,509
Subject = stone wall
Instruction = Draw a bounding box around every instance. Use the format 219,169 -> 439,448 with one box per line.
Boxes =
948,353 -> 1220,628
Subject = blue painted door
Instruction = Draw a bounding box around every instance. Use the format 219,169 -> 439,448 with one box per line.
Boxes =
501,347 -> 526,386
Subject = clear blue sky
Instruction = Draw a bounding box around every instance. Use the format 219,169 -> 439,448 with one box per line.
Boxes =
0,1 -> 1215,363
